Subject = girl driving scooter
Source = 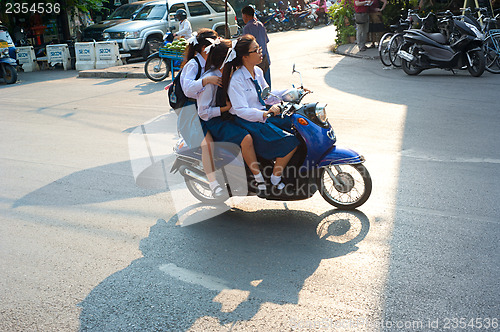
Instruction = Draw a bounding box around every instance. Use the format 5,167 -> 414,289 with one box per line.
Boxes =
222,34 -> 299,196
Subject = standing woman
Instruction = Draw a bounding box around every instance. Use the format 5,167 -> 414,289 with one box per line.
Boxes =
222,34 -> 299,194
178,28 -> 224,197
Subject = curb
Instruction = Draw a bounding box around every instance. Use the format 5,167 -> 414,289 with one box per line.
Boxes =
77,63 -> 147,79
78,71 -> 146,79
333,43 -> 379,60
335,50 -> 378,60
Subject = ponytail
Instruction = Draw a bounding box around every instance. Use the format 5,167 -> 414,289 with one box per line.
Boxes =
181,28 -> 218,67
221,34 -> 256,97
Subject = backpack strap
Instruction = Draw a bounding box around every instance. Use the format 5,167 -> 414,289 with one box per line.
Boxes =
193,56 -> 202,80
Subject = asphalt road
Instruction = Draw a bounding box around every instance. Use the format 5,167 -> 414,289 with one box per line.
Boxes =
1,25 -> 499,331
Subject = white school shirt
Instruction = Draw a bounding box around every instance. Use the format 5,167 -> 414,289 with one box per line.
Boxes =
180,53 -> 206,99
177,20 -> 192,39
196,69 -> 223,121
228,66 -> 284,123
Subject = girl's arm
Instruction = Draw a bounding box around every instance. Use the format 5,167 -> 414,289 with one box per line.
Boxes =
228,80 -> 266,123
197,84 -> 221,121
181,59 -> 221,99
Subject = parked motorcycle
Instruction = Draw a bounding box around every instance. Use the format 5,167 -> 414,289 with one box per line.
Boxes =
398,11 -> 485,77
0,25 -> 17,84
310,3 -> 331,26
290,7 -> 315,29
276,7 -> 293,31
170,66 -> 372,210
256,9 -> 280,33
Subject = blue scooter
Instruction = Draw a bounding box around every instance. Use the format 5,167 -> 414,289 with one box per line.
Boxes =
170,66 -> 372,209
0,25 -> 17,84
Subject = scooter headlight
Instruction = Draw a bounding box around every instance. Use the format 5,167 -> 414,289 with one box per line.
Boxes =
315,103 -> 328,123
2,48 -> 9,56
465,22 -> 484,39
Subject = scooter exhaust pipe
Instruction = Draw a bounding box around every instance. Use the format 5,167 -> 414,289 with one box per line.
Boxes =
179,165 -> 210,186
397,50 -> 415,62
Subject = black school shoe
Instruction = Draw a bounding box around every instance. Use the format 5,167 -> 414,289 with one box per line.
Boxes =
269,181 -> 286,197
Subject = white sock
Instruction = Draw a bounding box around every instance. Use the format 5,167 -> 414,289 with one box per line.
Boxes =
270,174 -> 284,190
254,172 -> 266,190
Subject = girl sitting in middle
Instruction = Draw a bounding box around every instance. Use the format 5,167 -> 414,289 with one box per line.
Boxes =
222,34 -> 299,194
195,38 -> 268,197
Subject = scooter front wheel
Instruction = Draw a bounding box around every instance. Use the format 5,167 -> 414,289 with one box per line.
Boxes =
1,64 -> 17,84
144,56 -> 170,82
467,49 -> 485,77
318,163 -> 372,210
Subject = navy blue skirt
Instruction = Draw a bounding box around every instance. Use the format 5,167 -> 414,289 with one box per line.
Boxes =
234,116 -> 299,160
201,116 -> 249,146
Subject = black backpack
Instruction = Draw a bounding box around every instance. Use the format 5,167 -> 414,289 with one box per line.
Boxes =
168,57 -> 202,111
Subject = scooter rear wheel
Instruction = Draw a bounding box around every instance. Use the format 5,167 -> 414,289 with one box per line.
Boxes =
184,177 -> 227,203
2,64 -> 17,84
400,43 -> 423,76
318,163 -> 372,210
144,56 -> 170,82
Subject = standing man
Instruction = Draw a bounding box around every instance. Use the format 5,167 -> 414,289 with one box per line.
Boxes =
354,0 -> 371,51
241,5 -> 272,87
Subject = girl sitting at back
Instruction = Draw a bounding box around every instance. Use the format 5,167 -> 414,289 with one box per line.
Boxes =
178,28 -> 224,198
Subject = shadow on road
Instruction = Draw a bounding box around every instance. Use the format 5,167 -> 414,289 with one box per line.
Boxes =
12,159 -> 172,208
78,208 -> 370,330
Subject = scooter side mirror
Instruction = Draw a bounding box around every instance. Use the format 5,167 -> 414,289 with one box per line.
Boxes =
261,87 -> 270,100
291,64 -> 304,88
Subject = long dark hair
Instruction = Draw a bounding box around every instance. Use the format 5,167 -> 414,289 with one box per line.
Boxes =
221,34 -> 256,97
181,28 -> 218,67
205,38 -> 231,71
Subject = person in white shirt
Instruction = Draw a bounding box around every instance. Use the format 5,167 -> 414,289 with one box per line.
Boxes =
173,9 -> 192,39
178,29 -> 224,198
222,34 -> 299,195
196,38 -> 266,197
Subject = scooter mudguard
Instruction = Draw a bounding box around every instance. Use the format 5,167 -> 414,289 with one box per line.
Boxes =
146,51 -> 160,60
318,145 -> 364,167
175,140 -> 244,170
9,46 -> 17,60
0,57 -> 17,66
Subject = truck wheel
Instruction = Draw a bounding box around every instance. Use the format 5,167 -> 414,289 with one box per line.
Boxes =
142,36 -> 162,59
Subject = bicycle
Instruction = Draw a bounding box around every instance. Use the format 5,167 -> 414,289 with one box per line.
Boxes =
460,7 -> 500,73
481,14 -> 500,73
379,9 -> 421,67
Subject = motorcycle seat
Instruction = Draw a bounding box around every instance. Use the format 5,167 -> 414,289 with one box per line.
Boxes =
419,31 -> 447,44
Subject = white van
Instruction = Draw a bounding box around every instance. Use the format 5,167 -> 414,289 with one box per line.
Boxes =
103,0 -> 238,58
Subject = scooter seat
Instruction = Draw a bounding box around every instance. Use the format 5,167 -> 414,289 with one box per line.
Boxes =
419,31 -> 447,44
